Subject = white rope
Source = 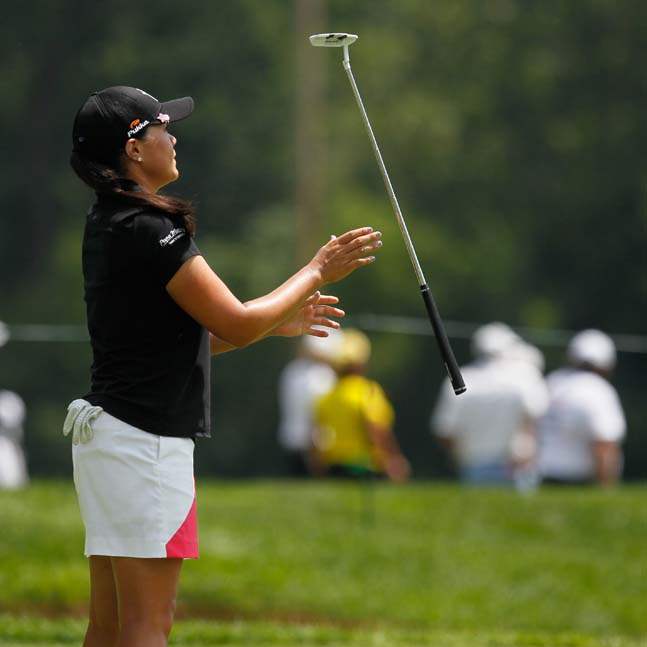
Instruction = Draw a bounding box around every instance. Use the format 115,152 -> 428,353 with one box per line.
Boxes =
3,320 -> 647,354
350,316 -> 647,355
3,325 -> 88,342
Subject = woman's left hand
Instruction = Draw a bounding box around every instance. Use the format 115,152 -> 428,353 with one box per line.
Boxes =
274,291 -> 345,337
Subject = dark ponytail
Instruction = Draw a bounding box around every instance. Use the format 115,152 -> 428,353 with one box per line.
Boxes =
70,151 -> 196,236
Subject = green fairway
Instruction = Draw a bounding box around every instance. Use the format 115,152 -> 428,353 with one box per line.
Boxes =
1,481 -> 647,645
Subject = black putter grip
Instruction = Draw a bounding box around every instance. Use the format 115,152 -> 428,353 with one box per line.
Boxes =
420,284 -> 466,395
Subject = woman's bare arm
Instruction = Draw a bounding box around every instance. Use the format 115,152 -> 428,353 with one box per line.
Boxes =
209,334 -> 238,356
167,227 -> 380,347
208,293 -> 345,356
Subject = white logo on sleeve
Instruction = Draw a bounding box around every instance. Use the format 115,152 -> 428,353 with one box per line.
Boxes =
159,227 -> 187,247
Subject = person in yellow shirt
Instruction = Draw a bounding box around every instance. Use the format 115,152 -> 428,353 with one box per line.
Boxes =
312,329 -> 410,482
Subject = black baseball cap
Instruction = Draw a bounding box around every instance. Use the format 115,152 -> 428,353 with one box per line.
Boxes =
72,85 -> 194,162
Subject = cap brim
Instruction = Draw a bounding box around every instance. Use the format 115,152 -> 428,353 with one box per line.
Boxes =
159,96 -> 194,123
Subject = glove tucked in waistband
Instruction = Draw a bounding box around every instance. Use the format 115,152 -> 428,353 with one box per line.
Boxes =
63,399 -> 103,445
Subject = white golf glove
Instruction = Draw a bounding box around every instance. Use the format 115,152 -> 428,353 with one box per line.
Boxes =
63,399 -> 103,445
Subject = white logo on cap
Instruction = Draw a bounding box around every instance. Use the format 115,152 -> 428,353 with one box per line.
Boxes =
127,119 -> 150,137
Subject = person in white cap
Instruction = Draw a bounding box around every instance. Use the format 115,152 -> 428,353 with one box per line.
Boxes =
537,330 -> 626,486
0,322 -> 29,490
431,322 -> 549,487
277,332 -> 339,476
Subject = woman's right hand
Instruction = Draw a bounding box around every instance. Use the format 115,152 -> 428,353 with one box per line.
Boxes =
310,227 -> 383,285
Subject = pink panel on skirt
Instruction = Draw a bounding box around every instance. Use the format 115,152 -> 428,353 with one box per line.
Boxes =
165,496 -> 199,558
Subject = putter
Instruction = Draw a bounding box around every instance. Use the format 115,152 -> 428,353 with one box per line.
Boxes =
310,33 -> 466,395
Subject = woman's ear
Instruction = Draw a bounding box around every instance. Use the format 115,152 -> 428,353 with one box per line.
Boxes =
124,138 -> 143,163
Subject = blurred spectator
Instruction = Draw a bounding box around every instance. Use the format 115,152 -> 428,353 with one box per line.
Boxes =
277,333 -> 338,476
538,329 -> 626,486
0,322 -> 29,489
431,323 -> 549,488
312,329 -> 410,482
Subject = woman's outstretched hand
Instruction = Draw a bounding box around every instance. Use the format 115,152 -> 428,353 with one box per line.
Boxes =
274,292 -> 345,338
310,227 -> 383,285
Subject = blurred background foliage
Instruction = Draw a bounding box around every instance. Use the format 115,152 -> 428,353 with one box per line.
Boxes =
0,0 -> 645,478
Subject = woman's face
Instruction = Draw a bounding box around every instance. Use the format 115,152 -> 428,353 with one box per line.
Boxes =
127,123 -> 178,192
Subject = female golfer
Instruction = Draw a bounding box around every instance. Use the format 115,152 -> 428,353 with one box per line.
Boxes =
65,85 -> 382,647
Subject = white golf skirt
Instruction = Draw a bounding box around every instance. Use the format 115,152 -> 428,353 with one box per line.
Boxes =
70,402 -> 198,559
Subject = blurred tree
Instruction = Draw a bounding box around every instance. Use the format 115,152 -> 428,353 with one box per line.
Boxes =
295,0 -> 328,265
0,0 -> 645,478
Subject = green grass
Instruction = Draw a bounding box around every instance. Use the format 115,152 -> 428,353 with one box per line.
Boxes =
1,481 -> 647,645
2,615 -> 647,647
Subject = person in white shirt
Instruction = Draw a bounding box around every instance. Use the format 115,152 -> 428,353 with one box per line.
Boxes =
431,323 -> 549,487
0,323 -> 29,489
538,329 -> 626,486
277,332 -> 339,476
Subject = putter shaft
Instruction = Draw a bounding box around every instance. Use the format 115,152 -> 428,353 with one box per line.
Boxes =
342,46 -> 426,286
341,45 -> 466,395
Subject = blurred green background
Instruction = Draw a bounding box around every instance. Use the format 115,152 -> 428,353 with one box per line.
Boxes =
0,0 -> 645,479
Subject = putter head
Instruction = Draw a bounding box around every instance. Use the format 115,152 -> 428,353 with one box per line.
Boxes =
309,33 -> 358,48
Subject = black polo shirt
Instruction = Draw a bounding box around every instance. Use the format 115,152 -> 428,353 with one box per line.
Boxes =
81,193 -> 210,439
